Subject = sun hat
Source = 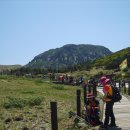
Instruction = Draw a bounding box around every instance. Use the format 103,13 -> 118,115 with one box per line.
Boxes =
100,76 -> 107,82
104,78 -> 110,84
100,76 -> 107,85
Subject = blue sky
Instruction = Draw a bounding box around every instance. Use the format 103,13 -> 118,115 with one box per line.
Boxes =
0,0 -> 130,65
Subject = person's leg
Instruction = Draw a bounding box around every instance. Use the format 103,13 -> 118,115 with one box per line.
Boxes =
104,103 -> 110,126
109,102 -> 116,126
100,103 -> 109,128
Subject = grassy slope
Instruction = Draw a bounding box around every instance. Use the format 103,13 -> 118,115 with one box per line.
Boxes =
93,47 -> 130,68
0,75 -> 83,130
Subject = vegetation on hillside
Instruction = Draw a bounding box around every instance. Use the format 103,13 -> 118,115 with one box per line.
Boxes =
93,47 -> 130,69
77,47 -> 130,70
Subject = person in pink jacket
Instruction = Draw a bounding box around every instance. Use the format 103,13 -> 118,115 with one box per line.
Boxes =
100,76 -> 117,129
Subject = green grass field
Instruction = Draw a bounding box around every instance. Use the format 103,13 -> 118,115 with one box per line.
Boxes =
0,75 -> 84,130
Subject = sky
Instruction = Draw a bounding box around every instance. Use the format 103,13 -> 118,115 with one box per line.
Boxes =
0,0 -> 130,65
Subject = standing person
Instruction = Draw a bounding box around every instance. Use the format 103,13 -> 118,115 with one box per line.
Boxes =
100,77 -> 117,129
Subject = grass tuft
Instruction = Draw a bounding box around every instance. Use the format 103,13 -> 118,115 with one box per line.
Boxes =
52,85 -> 65,90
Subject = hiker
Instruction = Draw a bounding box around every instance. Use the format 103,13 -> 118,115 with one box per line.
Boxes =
100,77 -> 117,129
85,93 -> 103,126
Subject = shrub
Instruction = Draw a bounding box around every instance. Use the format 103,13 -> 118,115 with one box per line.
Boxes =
3,97 -> 26,109
3,96 -> 44,109
27,97 -> 43,106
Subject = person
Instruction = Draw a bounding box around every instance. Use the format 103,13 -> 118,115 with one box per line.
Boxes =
85,93 -> 103,126
100,77 -> 117,129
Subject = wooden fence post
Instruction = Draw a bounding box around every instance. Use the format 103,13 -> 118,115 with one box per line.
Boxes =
128,81 -> 130,95
124,83 -> 126,94
83,85 -> 87,105
88,84 -> 91,93
93,83 -> 97,97
77,89 -> 81,117
119,80 -> 121,92
50,102 -> 58,130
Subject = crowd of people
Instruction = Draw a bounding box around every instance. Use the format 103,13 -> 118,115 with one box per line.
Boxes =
54,73 -> 119,129
54,74 -> 84,85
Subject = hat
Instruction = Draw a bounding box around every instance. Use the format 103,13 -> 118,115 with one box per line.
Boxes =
100,76 -> 107,82
86,93 -> 94,98
100,76 -> 107,85
104,78 -> 110,84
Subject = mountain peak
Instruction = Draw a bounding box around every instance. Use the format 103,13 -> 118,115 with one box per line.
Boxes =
26,44 -> 112,69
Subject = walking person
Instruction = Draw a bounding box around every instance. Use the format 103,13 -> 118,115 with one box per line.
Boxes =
100,76 -> 117,129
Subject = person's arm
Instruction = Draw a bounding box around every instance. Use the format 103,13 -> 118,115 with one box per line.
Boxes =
103,92 -> 112,102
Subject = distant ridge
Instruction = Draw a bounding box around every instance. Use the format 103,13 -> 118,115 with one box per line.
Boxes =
26,44 -> 112,69
0,65 -> 22,72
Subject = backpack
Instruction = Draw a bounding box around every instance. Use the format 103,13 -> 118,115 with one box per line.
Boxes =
111,85 -> 122,102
